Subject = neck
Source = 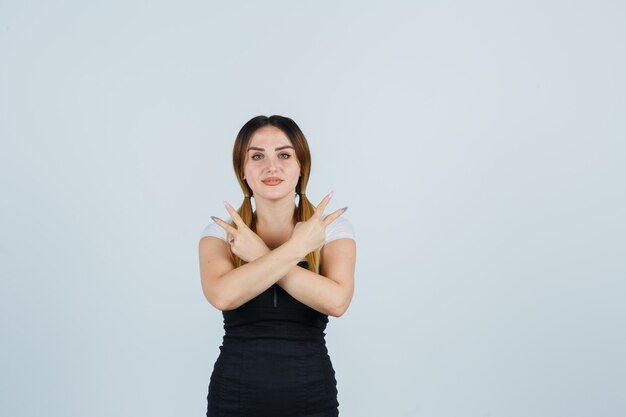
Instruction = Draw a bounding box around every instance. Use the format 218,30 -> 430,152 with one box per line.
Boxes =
253,195 -> 297,232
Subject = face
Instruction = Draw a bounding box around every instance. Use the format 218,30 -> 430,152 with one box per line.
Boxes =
243,126 -> 301,201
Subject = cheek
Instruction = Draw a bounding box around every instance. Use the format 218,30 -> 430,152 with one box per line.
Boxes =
244,165 -> 258,177
289,167 -> 301,180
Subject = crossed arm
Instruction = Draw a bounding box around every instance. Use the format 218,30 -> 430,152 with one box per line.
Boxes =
213,196 -> 356,317
259,238 -> 356,317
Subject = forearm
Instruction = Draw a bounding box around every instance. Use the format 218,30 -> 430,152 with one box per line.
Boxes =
277,266 -> 344,317
219,240 -> 303,310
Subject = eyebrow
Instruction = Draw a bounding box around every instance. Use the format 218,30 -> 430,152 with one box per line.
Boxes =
247,145 -> 295,152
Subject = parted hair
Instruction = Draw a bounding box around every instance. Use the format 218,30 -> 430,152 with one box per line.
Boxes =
229,115 -> 321,273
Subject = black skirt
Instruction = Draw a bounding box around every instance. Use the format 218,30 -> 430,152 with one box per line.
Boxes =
206,262 -> 340,417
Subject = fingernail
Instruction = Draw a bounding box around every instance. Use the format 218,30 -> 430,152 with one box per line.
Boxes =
223,201 -> 232,210
211,216 -> 218,222
328,191 -> 334,200
341,206 -> 348,213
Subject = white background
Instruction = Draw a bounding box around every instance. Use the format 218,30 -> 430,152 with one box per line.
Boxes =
1,1 -> 625,416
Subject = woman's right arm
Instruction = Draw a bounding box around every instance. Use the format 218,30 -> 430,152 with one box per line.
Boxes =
198,236 -> 305,311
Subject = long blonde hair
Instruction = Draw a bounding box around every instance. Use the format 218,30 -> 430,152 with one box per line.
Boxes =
228,115 -> 321,273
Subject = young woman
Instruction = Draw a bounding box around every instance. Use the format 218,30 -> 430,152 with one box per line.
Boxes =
198,115 -> 357,416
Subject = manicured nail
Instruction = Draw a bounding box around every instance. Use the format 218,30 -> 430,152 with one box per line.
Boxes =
328,191 -> 334,200
341,206 -> 348,213
211,216 -> 218,222
223,201 -> 232,210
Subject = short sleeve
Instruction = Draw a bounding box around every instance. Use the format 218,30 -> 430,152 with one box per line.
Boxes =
199,218 -> 229,241
325,216 -> 356,244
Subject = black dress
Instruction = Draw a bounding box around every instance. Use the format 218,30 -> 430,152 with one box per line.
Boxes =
206,261 -> 340,417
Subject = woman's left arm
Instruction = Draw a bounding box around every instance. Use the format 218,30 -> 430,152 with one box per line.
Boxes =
277,238 -> 356,317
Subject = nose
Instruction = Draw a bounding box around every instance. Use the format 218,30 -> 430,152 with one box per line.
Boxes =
264,156 -> 279,173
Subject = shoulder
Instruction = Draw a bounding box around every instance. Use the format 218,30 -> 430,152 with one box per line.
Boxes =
199,217 -> 230,241
325,215 -> 356,244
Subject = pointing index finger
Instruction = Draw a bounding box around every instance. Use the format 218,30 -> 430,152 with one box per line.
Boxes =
211,216 -> 237,236
322,206 -> 347,226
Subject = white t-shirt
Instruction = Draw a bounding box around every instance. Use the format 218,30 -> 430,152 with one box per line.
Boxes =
199,216 -> 356,249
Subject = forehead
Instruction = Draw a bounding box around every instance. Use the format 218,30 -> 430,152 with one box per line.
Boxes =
248,126 -> 291,149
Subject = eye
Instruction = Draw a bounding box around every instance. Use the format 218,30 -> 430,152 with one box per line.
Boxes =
251,153 -> 291,160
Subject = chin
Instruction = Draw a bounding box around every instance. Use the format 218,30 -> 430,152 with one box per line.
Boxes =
256,189 -> 295,200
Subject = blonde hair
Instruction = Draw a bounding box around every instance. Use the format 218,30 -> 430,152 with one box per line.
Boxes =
228,115 -> 321,273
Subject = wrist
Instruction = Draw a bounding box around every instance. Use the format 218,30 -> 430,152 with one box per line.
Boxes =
255,245 -> 271,261
284,237 -> 307,261
277,264 -> 297,286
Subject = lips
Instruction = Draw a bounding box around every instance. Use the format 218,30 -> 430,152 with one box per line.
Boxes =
262,177 -> 283,185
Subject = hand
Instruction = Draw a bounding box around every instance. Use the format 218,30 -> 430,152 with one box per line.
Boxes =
290,191 -> 347,258
211,202 -> 270,263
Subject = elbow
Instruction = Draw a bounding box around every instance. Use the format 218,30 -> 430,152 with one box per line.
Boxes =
329,301 -> 349,318
215,291 -> 241,312
204,290 -> 230,312
329,290 -> 353,317
213,300 -> 225,312
214,296 -> 231,312
329,306 -> 346,318
329,308 -> 343,318
202,281 -> 232,312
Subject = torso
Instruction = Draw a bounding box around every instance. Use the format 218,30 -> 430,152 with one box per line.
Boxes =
256,228 -> 294,251
257,230 -> 310,263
